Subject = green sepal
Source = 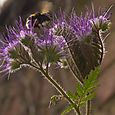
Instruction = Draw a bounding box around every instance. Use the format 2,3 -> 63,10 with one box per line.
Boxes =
21,35 -> 35,48
8,49 -> 19,59
44,46 -> 61,63
10,60 -> 21,70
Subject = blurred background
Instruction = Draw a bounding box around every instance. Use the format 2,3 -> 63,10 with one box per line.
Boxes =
0,0 -> 115,115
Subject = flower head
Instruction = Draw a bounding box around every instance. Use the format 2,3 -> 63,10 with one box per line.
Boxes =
0,16 -> 69,75
35,30 -> 67,68
52,8 -> 111,39
50,7 -> 112,78
0,6 -> 112,77
0,17 -> 35,75
0,39 -> 18,75
69,11 -> 92,38
0,37 -> 31,75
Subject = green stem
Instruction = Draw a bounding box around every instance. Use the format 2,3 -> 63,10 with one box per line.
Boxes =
66,53 -> 83,86
86,100 -> 91,115
40,67 -> 81,115
30,63 -> 81,115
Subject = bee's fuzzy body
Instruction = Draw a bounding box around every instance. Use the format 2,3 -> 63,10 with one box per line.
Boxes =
26,12 -> 51,29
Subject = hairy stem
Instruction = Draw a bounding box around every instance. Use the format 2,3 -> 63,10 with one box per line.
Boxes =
40,67 -> 81,115
86,100 -> 91,115
30,63 -> 81,115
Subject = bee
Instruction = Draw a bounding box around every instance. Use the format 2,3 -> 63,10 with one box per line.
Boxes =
26,1 -> 52,29
26,12 -> 51,29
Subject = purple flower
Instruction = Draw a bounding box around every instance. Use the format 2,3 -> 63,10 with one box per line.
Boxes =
36,30 -> 67,68
0,6 -> 112,76
0,37 -> 19,75
0,17 -> 34,75
50,8 -> 112,78
69,11 -> 92,38
51,9 -> 111,40
13,17 -> 37,40
0,16 -> 68,74
38,30 -> 66,50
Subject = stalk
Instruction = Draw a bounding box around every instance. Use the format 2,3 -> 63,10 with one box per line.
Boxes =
30,63 -> 81,115
86,100 -> 91,115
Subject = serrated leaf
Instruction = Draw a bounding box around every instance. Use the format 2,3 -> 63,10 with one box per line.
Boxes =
67,91 -> 78,101
74,67 -> 100,108
81,93 -> 96,103
61,105 -> 73,115
79,93 -> 96,107
85,67 -> 100,83
76,83 -> 84,97
85,85 -> 97,94
83,67 -> 100,94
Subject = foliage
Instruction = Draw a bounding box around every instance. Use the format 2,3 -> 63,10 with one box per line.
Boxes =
61,67 -> 100,115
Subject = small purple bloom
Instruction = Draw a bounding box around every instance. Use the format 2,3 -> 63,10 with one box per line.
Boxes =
0,6 -> 112,75
12,17 -> 37,40
51,8 -> 111,40
0,17 -> 35,75
37,30 -> 66,50
36,30 -> 67,68
0,38 -> 19,74
69,11 -> 92,38
50,7 -> 112,77
0,16 -> 68,73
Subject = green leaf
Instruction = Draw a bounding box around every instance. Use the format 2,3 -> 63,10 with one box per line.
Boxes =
76,83 -> 84,97
67,91 -> 78,101
83,67 -> 100,94
61,105 -> 73,115
11,60 -> 21,70
74,67 -> 100,107
80,93 -> 96,106
81,92 -> 96,102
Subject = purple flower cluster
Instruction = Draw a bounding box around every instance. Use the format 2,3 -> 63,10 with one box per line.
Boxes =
69,11 -> 92,38
0,40 -> 18,75
51,9 -> 111,40
50,8 -> 111,78
37,31 -> 66,51
0,17 -> 36,74
0,18 -> 67,74
35,30 -> 67,68
0,7 -> 112,75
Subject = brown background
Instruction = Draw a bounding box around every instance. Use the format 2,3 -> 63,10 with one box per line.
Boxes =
0,0 -> 115,115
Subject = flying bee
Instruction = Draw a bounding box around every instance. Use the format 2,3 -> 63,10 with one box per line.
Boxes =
26,1 -> 52,29
26,12 -> 51,29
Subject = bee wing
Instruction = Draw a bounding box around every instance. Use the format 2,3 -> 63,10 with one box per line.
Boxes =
40,1 -> 53,14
